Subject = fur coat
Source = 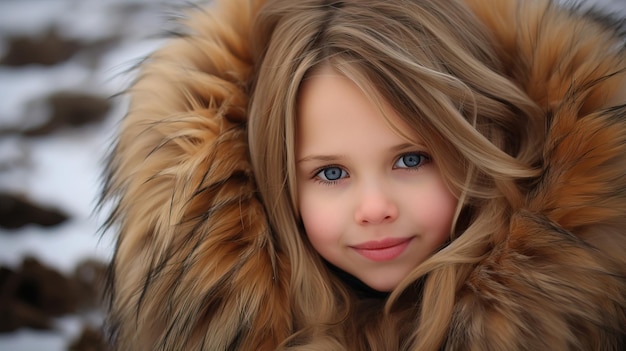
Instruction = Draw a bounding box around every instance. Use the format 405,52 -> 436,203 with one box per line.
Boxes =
102,0 -> 626,349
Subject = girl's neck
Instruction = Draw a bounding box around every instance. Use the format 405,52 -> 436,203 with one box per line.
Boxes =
326,262 -> 390,300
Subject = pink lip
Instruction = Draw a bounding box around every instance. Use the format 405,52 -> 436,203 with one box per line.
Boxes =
351,237 -> 412,262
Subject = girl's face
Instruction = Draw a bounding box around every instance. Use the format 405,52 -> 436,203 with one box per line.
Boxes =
296,68 -> 457,292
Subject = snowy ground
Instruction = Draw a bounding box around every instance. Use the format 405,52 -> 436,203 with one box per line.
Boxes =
0,0 -> 166,273
0,1 -> 178,350
0,0 -> 624,350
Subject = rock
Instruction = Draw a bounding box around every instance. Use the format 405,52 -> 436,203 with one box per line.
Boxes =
0,266 -> 53,332
0,28 -> 82,67
13,257 -> 80,317
73,259 -> 107,310
23,92 -> 112,136
0,193 -> 69,229
67,326 -> 109,351
0,299 -> 52,332
0,257 -> 109,334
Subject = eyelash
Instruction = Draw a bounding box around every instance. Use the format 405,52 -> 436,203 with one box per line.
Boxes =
394,152 -> 431,169
312,152 -> 431,185
313,164 -> 346,186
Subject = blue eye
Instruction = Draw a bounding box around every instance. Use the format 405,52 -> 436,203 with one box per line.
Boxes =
316,167 -> 347,181
395,153 -> 429,168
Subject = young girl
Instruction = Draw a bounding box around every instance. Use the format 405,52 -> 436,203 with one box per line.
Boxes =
102,0 -> 626,349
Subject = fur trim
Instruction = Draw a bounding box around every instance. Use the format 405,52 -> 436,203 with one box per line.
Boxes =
102,0 -> 291,349
453,0 -> 626,349
102,0 -> 626,349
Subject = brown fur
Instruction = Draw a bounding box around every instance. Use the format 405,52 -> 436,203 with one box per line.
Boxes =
449,1 -> 626,349
102,1 -> 291,349
102,0 -> 626,349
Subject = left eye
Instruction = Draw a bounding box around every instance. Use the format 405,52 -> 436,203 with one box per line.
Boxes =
316,166 -> 348,181
394,153 -> 429,168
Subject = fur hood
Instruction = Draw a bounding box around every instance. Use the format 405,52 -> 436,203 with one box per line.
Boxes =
102,0 -> 626,349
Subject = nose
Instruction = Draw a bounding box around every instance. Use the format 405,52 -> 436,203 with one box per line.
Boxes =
354,183 -> 399,225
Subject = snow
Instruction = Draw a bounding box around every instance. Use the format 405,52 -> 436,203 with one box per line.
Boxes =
0,0 -> 168,272
0,0 -> 623,350
0,1 -> 169,350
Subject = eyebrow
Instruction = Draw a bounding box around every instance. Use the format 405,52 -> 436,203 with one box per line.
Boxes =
391,142 -> 419,153
296,143 -> 420,164
296,154 -> 346,164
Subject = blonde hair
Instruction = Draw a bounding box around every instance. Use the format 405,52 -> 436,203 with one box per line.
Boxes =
248,0 -> 542,349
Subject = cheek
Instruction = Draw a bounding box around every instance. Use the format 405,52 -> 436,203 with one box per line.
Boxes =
299,193 -> 344,246
414,182 -> 458,238
434,192 -> 457,238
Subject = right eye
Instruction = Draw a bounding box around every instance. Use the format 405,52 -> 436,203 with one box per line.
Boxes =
316,167 -> 348,182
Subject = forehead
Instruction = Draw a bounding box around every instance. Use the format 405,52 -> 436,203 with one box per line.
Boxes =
297,65 -> 418,144
296,67 -> 420,156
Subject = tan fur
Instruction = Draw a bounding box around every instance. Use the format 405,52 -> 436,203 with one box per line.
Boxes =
102,0 -> 626,349
449,1 -> 626,349
103,1 -> 291,349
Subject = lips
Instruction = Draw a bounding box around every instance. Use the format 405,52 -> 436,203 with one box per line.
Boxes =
351,237 -> 412,262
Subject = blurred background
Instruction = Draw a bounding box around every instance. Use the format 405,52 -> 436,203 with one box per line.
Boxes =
0,0 -> 624,350
0,0 -> 188,350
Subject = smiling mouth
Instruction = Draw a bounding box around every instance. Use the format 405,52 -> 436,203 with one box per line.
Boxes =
351,237 -> 413,262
